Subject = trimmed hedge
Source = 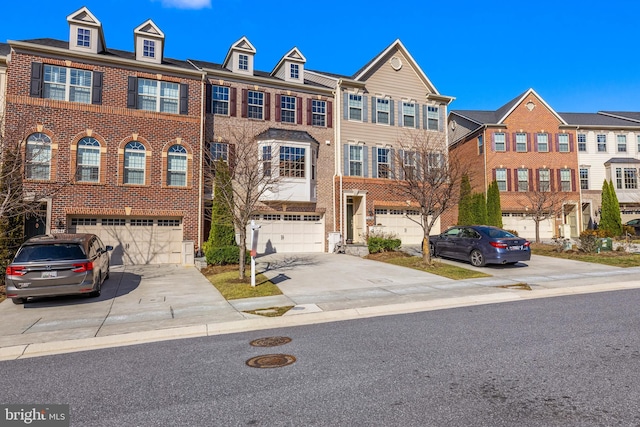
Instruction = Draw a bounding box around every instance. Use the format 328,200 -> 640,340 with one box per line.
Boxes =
368,236 -> 402,254
205,245 -> 251,265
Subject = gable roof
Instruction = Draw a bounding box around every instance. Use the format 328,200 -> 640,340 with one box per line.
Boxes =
270,46 -> 306,76
255,128 -> 319,144
66,6 -> 106,51
222,36 -> 256,69
0,42 -> 10,57
351,39 -> 451,102
597,111 -> 640,123
559,112 -> 640,128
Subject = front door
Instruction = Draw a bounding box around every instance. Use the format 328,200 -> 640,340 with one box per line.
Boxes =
346,198 -> 354,243
24,203 -> 47,239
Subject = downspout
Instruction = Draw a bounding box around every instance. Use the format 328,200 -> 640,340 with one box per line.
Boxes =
197,72 -> 205,251
337,80 -> 344,242
483,125 -> 488,194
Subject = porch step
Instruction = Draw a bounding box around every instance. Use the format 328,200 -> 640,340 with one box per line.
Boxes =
344,244 -> 369,257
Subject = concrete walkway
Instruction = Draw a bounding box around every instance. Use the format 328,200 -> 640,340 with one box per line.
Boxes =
2,253 -> 640,360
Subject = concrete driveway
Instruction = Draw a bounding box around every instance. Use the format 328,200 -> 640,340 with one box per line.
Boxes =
0,264 -> 243,348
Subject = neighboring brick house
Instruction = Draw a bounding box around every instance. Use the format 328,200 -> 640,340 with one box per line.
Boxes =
0,42 -> 8,125
188,37 -> 336,253
313,40 -> 454,246
448,89 -> 581,240
560,112 -> 640,227
4,7 -> 205,264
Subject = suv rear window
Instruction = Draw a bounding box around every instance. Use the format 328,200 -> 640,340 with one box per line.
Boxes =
14,244 -> 86,262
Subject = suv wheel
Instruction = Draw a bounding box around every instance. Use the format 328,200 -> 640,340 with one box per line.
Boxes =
12,298 -> 26,305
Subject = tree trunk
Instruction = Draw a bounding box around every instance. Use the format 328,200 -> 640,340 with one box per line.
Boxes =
238,230 -> 247,280
535,220 -> 540,243
422,236 -> 431,264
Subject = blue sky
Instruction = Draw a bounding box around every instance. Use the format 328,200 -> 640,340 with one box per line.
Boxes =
2,0 -> 638,113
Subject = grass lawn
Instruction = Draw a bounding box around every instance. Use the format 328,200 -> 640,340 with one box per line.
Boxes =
530,242 -> 640,267
365,251 -> 491,280
201,265 -> 283,300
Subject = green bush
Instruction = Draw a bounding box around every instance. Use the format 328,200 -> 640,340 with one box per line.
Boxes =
367,231 -> 402,254
205,245 -> 250,265
579,230 -> 599,253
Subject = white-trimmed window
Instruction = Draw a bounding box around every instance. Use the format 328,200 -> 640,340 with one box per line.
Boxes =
427,106 -> 439,130
312,100 -> 326,127
539,168 -> 550,192
403,102 -> 416,127
578,133 -> 587,152
210,143 -> 228,162
138,78 -> 179,113
167,145 -> 187,187
560,169 -> 572,191
403,151 -> 417,180
280,146 -> 305,178
597,134 -> 607,152
536,133 -> 549,152
238,54 -> 248,71
212,86 -> 230,115
616,167 -> 637,189
348,94 -> 363,121
290,64 -> 299,79
558,134 -> 569,152
580,168 -> 589,190
25,133 -> 52,180
496,168 -> 507,191
124,141 -> 146,185
349,145 -> 363,176
516,133 -> 527,152
637,135 -> 640,153
262,146 -> 272,177
77,28 -> 90,47
280,95 -> 296,123
143,40 -> 155,58
517,168 -> 529,192
44,65 -> 92,104
494,133 -> 506,151
248,90 -> 264,119
376,98 -> 390,124
76,137 -> 100,182
377,147 -> 390,178
617,134 -> 627,152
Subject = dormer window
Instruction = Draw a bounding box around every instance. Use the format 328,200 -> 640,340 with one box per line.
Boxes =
77,28 -> 90,47
290,64 -> 299,79
143,40 -> 155,58
238,54 -> 248,71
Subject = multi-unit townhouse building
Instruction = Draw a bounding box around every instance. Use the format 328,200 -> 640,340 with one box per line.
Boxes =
314,40 -> 453,246
448,89 -> 582,240
4,7 -> 205,264
448,88 -> 640,240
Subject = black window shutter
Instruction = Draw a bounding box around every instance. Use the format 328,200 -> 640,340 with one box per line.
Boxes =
571,169 -> 576,192
415,103 -> 420,129
127,76 -> 138,109
179,83 -> 189,115
275,94 -> 281,122
241,89 -> 248,118
390,100 -> 395,126
91,71 -> 103,105
505,133 -> 510,151
205,83 -> 212,114
327,101 -> 333,128
296,97 -> 302,124
507,168 -> 512,191
230,87 -> 237,117
30,62 -> 43,97
265,93 -> 271,121
306,98 -> 312,125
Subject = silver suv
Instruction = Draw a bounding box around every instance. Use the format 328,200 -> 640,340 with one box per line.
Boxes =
5,234 -> 112,304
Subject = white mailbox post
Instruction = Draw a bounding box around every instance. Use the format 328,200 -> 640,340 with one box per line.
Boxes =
250,220 -> 261,287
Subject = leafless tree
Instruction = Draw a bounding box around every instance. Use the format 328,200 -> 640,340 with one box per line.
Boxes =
205,123 -> 283,280
390,130 -> 468,264
519,189 -> 568,243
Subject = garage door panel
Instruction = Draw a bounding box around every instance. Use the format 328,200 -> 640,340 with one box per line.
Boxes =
249,214 -> 324,253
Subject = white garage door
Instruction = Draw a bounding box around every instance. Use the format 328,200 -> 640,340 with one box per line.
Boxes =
249,213 -> 324,253
501,214 -> 553,240
372,209 -> 441,245
70,217 -> 183,265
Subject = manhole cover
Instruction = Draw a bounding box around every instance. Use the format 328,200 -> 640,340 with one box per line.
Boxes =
246,354 -> 296,368
250,336 -> 292,347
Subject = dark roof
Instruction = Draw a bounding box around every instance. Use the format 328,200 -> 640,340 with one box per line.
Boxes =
559,112 -> 640,127
494,89 -> 529,121
598,111 -> 640,123
451,110 -> 500,124
0,42 -> 10,56
16,38 -> 197,71
255,128 -> 319,144
604,157 -> 640,165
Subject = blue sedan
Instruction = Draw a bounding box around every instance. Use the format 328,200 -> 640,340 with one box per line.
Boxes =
429,225 -> 531,267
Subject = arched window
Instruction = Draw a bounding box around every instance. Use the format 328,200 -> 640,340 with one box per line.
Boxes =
124,141 -> 146,185
76,137 -> 100,182
25,133 -> 52,180
167,144 -> 187,186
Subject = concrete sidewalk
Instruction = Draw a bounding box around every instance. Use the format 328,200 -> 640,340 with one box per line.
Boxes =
2,253 -> 640,360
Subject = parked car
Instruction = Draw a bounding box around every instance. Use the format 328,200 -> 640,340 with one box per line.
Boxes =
5,234 -> 112,304
429,225 -> 531,267
625,218 -> 640,235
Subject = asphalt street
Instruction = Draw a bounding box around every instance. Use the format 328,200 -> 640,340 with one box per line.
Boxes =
1,289 -> 639,426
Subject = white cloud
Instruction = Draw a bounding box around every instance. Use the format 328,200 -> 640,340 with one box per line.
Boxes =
159,0 -> 212,9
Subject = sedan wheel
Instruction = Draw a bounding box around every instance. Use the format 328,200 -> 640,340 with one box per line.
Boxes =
429,242 -> 437,257
470,249 -> 485,267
